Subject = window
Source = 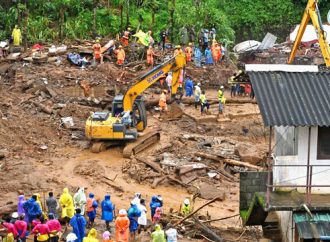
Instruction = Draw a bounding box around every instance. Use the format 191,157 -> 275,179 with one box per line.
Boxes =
275,127 -> 298,156
317,127 -> 330,160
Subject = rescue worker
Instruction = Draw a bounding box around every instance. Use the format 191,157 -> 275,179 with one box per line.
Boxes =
137,199 -> 147,233
115,45 -> 125,65
17,195 -> 25,216
150,196 -> 162,220
69,208 -> 87,242
82,228 -> 98,242
194,83 -> 201,109
194,46 -> 202,67
166,73 -> 172,94
121,111 -> 132,127
165,226 -> 178,242
1,219 -> 18,242
86,193 -> 98,228
47,213 -> 61,242
115,209 -> 130,242
34,193 -> 43,213
185,76 -> 194,97
205,46 -> 213,65
151,224 -> 166,242
218,85 -> 226,114
127,200 -> 141,241
11,25 -> 21,46
73,187 -> 87,215
159,90 -> 168,111
59,188 -> 75,223
22,195 -> 42,224
185,43 -> 193,62
121,28 -> 130,46
101,194 -> 115,232
180,199 -> 191,216
153,207 -> 162,224
147,45 -> 156,66
173,45 -> 183,56
14,215 -> 28,242
31,217 -> 50,242
200,90 -> 210,114
46,192 -> 59,219
211,41 -> 220,65
92,39 -> 103,64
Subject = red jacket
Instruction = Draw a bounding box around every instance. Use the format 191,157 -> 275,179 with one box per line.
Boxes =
46,219 -> 61,232
3,222 -> 18,237
14,220 -> 27,238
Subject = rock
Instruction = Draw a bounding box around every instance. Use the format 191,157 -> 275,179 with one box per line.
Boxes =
198,183 -> 226,200
236,143 -> 266,165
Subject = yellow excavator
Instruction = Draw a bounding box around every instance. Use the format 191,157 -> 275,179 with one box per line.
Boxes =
288,0 -> 330,66
85,53 -> 186,156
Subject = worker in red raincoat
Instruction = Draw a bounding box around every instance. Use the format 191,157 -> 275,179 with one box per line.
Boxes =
115,45 -> 125,65
93,39 -> 103,64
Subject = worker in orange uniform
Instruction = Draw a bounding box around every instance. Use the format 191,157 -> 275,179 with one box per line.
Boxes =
146,45 -> 156,66
185,43 -> 193,62
92,39 -> 103,64
159,90 -> 168,111
174,45 -> 183,56
121,28 -> 131,46
115,45 -> 125,65
115,209 -> 130,242
212,41 -> 221,65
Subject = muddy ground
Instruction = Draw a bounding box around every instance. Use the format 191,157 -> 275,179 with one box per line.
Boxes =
0,54 -> 267,241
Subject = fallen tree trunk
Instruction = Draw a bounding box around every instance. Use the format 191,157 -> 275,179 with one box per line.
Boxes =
174,196 -> 221,226
32,101 -> 53,114
135,156 -> 164,174
195,152 -> 262,171
193,216 -> 223,242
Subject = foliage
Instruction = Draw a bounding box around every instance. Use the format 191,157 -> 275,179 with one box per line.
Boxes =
1,0 -> 330,45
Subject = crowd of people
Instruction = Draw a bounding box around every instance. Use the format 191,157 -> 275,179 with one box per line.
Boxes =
0,188 -> 194,242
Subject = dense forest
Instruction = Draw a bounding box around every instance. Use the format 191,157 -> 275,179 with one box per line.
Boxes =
1,0 -> 330,46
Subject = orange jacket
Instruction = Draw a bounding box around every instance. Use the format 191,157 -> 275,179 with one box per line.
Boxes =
93,43 -> 101,59
86,198 -> 94,213
115,215 -> 130,242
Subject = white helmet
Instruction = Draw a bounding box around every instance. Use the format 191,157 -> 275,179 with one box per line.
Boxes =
197,82 -> 201,86
11,212 -> 19,219
184,199 -> 190,205
220,85 -> 224,89
119,209 -> 127,215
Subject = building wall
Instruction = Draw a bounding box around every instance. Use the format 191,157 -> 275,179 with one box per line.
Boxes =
276,211 -> 293,242
274,126 -> 330,193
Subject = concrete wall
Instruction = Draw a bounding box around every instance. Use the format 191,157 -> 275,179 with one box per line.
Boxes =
274,126 -> 330,193
240,171 -> 268,210
276,211 -> 293,242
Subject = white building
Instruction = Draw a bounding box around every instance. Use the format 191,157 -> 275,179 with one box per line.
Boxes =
240,65 -> 330,242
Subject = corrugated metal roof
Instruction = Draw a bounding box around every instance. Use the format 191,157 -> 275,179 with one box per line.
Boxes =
293,212 -> 330,239
248,71 -> 330,127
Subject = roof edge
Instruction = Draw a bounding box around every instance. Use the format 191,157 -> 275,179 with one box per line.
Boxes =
245,64 -> 319,72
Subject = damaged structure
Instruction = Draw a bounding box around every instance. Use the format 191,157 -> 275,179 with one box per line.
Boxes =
240,65 -> 330,242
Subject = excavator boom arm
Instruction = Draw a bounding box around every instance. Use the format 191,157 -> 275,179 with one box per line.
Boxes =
123,54 -> 186,111
288,0 -> 330,66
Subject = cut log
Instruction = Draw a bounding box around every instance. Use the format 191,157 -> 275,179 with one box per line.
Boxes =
32,101 -> 53,114
135,156 -> 164,174
193,216 -> 224,242
195,152 -> 263,171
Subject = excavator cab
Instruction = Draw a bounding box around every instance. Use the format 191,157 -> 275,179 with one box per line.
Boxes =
111,95 -> 147,132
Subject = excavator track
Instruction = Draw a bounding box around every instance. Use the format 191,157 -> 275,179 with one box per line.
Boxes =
91,142 -> 107,153
122,130 -> 160,158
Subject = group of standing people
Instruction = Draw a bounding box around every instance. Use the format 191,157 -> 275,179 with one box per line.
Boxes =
0,188 -> 194,242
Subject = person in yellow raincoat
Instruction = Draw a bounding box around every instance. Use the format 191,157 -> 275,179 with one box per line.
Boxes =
34,193 -> 43,212
83,228 -> 99,242
59,188 -> 74,222
11,25 -> 21,46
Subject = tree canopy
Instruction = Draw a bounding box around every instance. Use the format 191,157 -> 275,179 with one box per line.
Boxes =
1,0 -> 330,45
